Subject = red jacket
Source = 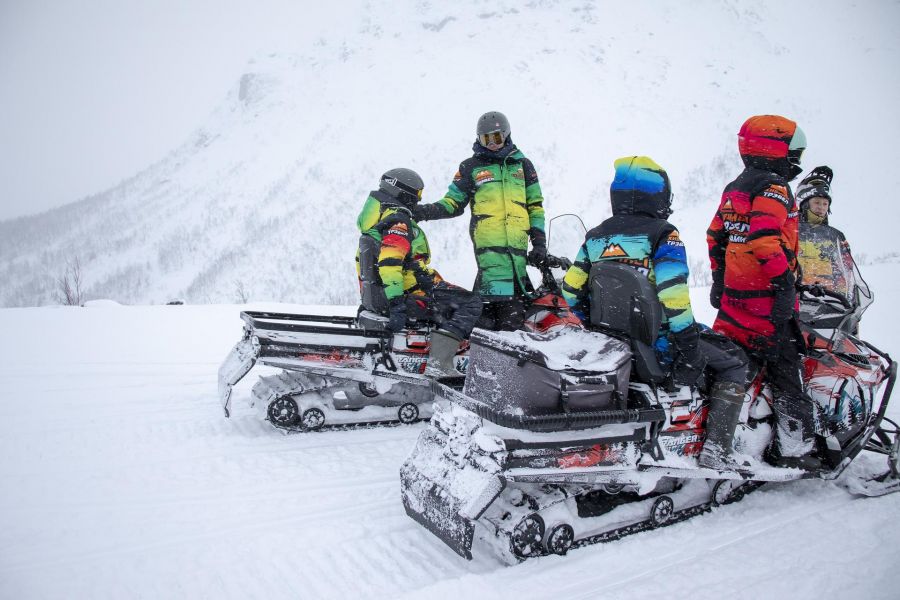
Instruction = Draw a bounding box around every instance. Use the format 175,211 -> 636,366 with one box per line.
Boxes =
707,167 -> 799,351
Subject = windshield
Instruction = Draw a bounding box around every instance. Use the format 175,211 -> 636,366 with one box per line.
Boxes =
547,213 -> 587,263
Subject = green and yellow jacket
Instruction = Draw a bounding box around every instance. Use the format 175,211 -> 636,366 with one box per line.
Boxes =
417,140 -> 545,300
356,191 -> 441,312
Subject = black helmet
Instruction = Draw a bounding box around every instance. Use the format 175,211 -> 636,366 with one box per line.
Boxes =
796,165 -> 833,204
379,168 -> 424,207
476,111 -> 511,148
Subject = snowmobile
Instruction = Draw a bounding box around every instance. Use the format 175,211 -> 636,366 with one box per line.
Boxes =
217,255 -> 577,432
400,261 -> 898,563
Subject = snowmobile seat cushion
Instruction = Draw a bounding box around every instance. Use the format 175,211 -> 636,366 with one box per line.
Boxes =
587,262 -> 662,345
588,262 -> 666,383
631,340 -> 667,384
358,235 -> 389,314
358,310 -> 391,331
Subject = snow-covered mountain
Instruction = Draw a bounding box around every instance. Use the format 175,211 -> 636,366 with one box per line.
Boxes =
2,0 -> 898,307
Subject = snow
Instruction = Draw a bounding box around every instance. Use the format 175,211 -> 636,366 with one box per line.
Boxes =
1,264 -> 899,599
477,327 -> 631,372
1,1 -> 899,596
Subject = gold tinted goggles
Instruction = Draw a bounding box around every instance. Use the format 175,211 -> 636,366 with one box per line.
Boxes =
479,130 -> 506,147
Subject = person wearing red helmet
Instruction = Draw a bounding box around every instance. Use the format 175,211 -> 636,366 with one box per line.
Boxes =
707,115 -> 822,471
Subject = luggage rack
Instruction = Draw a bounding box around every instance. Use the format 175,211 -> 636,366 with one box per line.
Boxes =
431,379 -> 667,433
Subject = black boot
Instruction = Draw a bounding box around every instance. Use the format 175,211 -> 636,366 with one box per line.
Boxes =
698,381 -> 752,471
768,393 -> 824,472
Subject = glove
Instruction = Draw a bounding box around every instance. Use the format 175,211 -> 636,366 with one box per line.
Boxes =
710,274 -> 724,309
671,325 -> 708,387
547,255 -> 572,270
386,297 -> 407,333
770,270 -> 796,324
412,202 -> 441,222
527,245 -> 548,267
807,283 -> 826,297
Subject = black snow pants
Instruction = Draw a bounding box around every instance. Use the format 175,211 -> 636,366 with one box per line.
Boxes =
758,319 -> 820,458
406,281 -> 482,340
698,330 -> 748,386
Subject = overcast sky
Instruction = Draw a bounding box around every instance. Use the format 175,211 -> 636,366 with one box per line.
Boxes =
0,0 -> 338,221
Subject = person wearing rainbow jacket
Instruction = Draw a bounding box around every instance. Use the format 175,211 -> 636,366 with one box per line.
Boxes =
356,168 -> 482,377
414,112 -> 546,331
562,156 -> 750,471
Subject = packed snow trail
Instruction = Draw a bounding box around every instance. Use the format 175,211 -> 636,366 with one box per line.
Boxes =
1,265 -> 899,599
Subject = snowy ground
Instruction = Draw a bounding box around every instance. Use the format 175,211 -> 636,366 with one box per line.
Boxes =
1,264 -> 899,599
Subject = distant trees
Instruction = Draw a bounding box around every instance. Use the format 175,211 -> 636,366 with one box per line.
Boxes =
56,257 -> 85,306
234,279 -> 250,303
688,257 -> 712,288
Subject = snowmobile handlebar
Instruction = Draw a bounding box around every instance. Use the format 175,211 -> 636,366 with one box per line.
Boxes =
527,253 -> 572,271
526,253 -> 571,299
798,283 -> 853,309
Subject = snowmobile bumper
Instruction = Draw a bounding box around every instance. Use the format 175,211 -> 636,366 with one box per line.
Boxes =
400,427 -> 505,559
218,334 -> 260,417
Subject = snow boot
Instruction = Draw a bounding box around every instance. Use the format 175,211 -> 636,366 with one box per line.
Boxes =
766,393 -> 825,472
424,329 -> 461,378
698,381 -> 752,472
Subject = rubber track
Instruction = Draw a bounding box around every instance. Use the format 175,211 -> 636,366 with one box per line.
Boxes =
254,371 -> 426,433
515,481 -> 766,559
269,417 -> 428,434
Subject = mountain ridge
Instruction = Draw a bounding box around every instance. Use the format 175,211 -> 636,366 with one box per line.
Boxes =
2,0 -> 897,307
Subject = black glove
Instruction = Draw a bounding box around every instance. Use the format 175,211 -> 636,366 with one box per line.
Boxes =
386,297 -> 407,333
807,283 -> 826,297
547,255 -> 572,270
527,245 -> 548,267
770,270 -> 796,324
710,274 -> 724,309
672,325 -> 708,387
412,202 -> 442,222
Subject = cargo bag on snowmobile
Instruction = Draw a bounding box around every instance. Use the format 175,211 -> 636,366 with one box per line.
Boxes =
462,327 -> 640,431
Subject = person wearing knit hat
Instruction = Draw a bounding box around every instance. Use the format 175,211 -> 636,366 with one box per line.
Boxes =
796,166 -> 857,303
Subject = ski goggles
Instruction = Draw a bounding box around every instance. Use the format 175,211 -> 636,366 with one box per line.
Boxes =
478,130 -> 507,148
787,126 -> 806,167
787,148 -> 804,168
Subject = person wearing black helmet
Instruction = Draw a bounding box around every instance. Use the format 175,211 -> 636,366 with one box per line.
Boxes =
357,168 -> 482,376
796,166 -> 857,303
414,111 -> 547,331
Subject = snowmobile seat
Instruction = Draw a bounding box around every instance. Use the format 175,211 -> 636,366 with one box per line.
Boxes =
357,309 -> 391,332
588,262 -> 668,384
358,235 -> 389,314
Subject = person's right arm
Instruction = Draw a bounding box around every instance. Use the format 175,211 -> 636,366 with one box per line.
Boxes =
415,163 -> 473,221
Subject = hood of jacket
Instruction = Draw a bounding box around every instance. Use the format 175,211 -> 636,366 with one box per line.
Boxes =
609,156 -> 673,219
